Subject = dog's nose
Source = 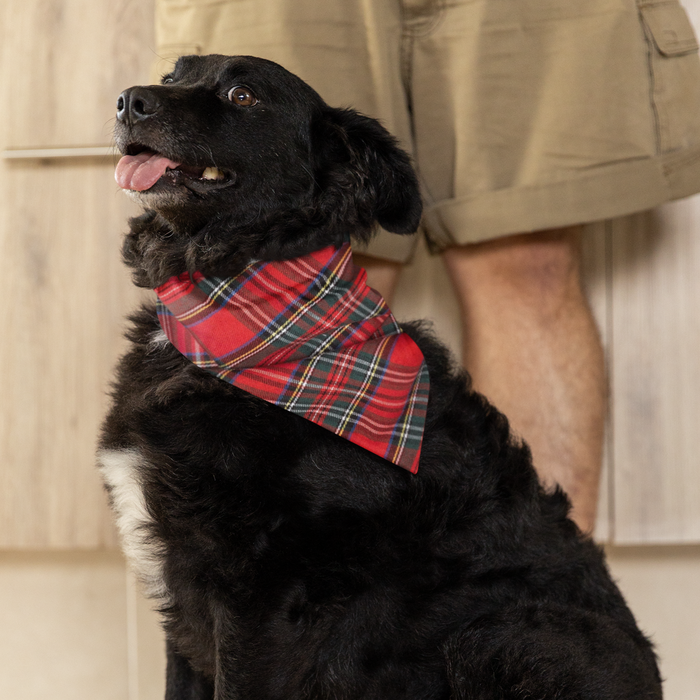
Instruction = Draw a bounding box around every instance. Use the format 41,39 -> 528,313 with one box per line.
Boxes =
116,87 -> 160,125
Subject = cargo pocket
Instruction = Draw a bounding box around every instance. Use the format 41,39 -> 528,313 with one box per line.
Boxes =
639,0 -> 699,56
638,0 -> 700,196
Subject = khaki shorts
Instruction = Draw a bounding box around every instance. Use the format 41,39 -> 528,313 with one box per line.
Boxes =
154,0 -> 700,262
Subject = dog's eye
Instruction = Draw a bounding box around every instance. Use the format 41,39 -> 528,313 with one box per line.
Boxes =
162,76 -> 174,85
228,86 -> 257,107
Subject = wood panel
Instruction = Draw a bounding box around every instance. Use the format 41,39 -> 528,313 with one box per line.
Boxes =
2,0 -> 155,149
0,0 -> 155,548
610,204 -> 700,543
605,545 -> 700,700
0,160 -> 146,548
2,0 -> 699,551
0,551 -> 129,700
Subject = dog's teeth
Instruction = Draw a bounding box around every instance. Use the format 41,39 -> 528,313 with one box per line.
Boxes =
202,167 -> 225,180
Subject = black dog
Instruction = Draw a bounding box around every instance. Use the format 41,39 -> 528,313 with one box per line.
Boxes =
99,54 -> 662,699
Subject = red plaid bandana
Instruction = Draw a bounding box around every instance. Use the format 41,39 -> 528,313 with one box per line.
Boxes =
155,243 -> 429,473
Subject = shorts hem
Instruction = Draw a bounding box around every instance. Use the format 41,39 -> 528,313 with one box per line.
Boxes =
420,151 -> 700,249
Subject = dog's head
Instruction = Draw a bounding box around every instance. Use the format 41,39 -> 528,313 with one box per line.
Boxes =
114,55 -> 422,287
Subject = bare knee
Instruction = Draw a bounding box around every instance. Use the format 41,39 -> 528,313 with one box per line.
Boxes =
485,228 -> 582,293
444,227 -> 585,318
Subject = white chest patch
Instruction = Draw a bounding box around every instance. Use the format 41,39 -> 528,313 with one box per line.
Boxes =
98,448 -> 168,602
148,328 -> 170,350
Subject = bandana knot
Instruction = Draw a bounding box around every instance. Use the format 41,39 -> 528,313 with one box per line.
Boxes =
155,243 -> 429,472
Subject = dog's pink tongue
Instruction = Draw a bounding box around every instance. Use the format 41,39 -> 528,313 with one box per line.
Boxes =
115,151 -> 181,191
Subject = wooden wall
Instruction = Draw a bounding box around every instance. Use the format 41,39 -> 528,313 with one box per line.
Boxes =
1,0 -> 700,549
0,0 -> 154,548
610,207 -> 700,542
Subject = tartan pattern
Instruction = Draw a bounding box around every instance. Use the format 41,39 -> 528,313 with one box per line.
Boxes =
155,243 -> 430,473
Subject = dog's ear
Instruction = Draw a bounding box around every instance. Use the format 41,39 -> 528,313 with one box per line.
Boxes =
313,108 -> 423,235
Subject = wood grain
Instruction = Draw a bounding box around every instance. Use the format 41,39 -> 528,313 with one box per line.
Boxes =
0,160 -> 146,548
3,0 -> 156,150
0,0 -> 154,548
3,0 -> 700,549
610,205 -> 700,543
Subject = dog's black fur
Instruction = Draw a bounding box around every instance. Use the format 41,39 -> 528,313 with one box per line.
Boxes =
100,55 -> 662,699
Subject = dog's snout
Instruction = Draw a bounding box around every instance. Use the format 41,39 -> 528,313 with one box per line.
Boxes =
116,87 -> 160,125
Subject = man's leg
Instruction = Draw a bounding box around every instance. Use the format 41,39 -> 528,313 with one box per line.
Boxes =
355,227 -> 605,532
442,227 -> 605,533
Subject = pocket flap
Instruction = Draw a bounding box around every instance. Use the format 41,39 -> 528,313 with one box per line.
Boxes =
641,2 -> 699,56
